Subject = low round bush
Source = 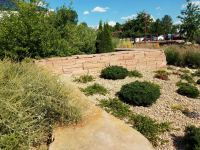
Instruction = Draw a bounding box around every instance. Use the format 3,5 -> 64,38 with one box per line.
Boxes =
101,65 -> 128,80
183,125 -> 200,150
177,84 -> 199,98
197,79 -> 200,84
119,81 -> 161,106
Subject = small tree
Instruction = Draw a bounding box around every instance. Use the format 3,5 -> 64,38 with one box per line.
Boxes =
98,22 -> 115,53
177,0 -> 200,43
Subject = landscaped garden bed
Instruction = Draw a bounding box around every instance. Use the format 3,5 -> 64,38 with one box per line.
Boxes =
63,66 -> 200,150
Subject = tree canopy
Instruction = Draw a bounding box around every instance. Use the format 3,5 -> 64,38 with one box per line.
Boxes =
177,0 -> 200,42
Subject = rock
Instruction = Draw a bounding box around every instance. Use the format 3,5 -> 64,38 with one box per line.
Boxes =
49,105 -> 153,150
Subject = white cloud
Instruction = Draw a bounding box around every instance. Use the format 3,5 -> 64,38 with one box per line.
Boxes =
121,14 -> 136,19
37,1 -> 45,6
108,21 -> 116,27
173,20 -> 182,25
88,25 -> 99,30
182,1 -> 200,8
150,15 -> 155,22
91,7 -> 109,12
83,11 -> 89,14
156,7 -> 161,10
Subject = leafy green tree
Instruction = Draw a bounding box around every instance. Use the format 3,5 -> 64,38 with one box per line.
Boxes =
0,0 -> 97,59
171,25 -> 179,34
114,22 -> 122,31
161,15 -> 173,34
121,11 -> 154,38
177,0 -> 200,42
80,22 -> 87,27
150,19 -> 163,35
95,20 -> 103,53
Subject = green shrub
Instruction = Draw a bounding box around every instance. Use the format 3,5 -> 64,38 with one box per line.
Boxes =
97,97 -> 175,147
176,80 -> 189,87
101,66 -> 129,80
128,114 -> 173,147
119,81 -> 161,106
183,125 -> 200,150
128,70 -> 143,78
180,74 -> 195,83
155,69 -> 171,75
73,75 -> 95,83
183,51 -> 200,68
167,66 -> 174,70
192,70 -> 200,77
164,48 -> 182,65
79,83 -> 109,96
179,69 -> 191,74
177,84 -> 199,98
197,79 -> 200,84
0,59 -> 86,149
97,97 -> 131,119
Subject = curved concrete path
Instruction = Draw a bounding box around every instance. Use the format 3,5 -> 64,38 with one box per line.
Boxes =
49,104 -> 153,150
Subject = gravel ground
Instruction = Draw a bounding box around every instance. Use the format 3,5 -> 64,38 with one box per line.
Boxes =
61,66 -> 200,150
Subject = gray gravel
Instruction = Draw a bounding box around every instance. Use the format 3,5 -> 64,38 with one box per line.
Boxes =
61,66 -> 200,150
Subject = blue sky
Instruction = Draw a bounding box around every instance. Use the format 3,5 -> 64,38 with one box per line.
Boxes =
45,0 -> 199,28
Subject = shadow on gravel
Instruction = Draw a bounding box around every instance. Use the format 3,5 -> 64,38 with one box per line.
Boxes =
184,111 -> 200,118
170,134 -> 186,150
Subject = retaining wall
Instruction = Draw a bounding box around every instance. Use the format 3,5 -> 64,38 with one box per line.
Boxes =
33,49 -> 167,77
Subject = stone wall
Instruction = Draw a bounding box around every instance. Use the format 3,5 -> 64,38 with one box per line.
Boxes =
33,49 -> 167,77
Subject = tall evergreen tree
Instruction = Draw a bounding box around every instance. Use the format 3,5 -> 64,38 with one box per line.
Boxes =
98,22 -> 114,53
95,20 -> 103,53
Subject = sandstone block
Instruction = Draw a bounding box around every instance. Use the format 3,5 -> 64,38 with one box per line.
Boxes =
63,67 -> 82,73
83,63 -> 105,70
72,70 -> 89,76
144,51 -> 162,57
127,65 -> 136,71
76,59 -> 85,64
63,64 -> 83,69
138,57 -> 156,63
126,59 -> 138,65
110,61 -> 121,66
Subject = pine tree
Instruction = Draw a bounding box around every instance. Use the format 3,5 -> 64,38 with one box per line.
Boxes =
98,22 -> 115,53
95,20 -> 103,53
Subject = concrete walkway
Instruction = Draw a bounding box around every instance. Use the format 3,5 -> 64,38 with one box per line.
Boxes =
49,104 -> 153,150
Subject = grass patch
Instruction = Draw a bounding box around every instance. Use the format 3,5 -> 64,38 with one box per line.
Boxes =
179,69 -> 191,74
171,104 -> 190,114
155,69 -> 171,75
0,59 -> 87,149
180,74 -> 195,83
97,97 -> 176,147
167,66 -> 175,70
79,83 -> 109,96
191,69 -> 200,77
73,75 -> 95,83
128,70 -> 143,78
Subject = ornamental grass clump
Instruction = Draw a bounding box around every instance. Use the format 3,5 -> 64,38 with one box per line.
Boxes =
101,66 -> 128,80
119,81 -> 161,106
177,84 -> 199,98
0,59 -> 87,150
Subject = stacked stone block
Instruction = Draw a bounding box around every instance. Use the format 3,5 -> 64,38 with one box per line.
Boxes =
34,49 -> 167,77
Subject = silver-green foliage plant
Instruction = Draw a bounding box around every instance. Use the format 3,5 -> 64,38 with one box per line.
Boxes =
0,59 -> 86,149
